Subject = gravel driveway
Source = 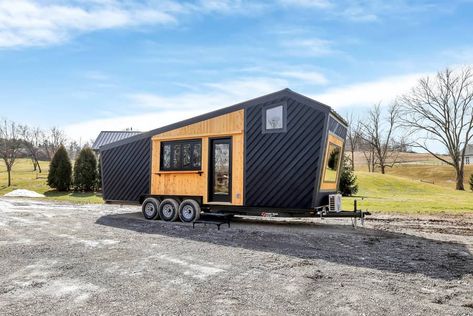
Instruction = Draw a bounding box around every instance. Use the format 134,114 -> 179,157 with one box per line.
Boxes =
0,198 -> 472,315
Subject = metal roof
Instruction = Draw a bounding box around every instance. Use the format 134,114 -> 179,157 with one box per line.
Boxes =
92,131 -> 142,150
100,88 -> 348,151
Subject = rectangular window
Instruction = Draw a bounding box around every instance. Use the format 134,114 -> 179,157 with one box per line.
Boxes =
323,143 -> 342,183
161,139 -> 202,171
467,157 -> 470,164
263,102 -> 287,133
162,144 -> 171,169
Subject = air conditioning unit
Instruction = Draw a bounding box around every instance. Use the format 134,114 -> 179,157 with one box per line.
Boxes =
328,194 -> 342,212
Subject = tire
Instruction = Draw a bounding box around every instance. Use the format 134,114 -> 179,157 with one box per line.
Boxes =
158,198 -> 180,222
178,199 -> 201,223
142,197 -> 161,220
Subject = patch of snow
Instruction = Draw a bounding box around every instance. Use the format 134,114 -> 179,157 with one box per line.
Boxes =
4,190 -> 45,198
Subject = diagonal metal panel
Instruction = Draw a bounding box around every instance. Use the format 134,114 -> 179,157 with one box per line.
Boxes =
244,96 -> 327,209
101,138 -> 150,202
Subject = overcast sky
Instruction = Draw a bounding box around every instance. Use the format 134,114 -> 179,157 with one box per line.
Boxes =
0,0 -> 472,143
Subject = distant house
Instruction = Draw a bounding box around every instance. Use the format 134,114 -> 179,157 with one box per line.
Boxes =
466,144 -> 473,165
92,131 -> 142,152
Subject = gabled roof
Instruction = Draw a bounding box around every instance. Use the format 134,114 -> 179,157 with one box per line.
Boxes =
93,131 -> 142,150
100,88 -> 347,151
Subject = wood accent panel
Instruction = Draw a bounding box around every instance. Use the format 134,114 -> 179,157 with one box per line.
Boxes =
150,110 -> 244,205
154,170 -> 204,175
320,133 -> 345,191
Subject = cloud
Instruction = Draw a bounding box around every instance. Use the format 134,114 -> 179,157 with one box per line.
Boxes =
190,0 -> 268,14
279,70 -> 329,85
282,38 -> 337,57
64,76 -> 288,141
313,72 -> 430,109
339,6 -> 378,22
278,0 -> 332,9
0,0 -> 177,48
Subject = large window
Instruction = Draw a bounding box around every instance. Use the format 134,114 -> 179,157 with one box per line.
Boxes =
161,139 -> 202,171
323,143 -> 341,183
263,102 -> 286,133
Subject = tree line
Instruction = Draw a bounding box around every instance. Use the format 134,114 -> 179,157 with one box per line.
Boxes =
344,66 -> 473,191
0,121 -> 90,187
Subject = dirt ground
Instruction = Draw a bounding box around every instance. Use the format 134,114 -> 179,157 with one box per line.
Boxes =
0,198 -> 472,315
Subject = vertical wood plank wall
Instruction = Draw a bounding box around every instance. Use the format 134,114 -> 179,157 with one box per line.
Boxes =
150,110 -> 245,205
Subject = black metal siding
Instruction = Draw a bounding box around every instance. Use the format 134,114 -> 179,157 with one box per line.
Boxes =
244,96 -> 327,209
101,137 -> 151,202
313,116 -> 348,207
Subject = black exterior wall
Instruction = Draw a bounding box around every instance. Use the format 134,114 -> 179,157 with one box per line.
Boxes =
99,88 -> 347,207
101,137 -> 151,202
244,96 -> 328,209
312,114 -> 349,207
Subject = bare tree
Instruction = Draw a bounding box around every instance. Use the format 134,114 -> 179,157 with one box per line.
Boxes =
0,120 -> 23,186
345,113 -> 362,171
360,103 -> 402,174
68,140 -> 82,161
43,127 -> 67,160
398,67 -> 473,190
20,125 -> 44,173
359,139 -> 377,172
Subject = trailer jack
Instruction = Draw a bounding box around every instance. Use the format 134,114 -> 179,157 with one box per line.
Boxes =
314,200 -> 371,228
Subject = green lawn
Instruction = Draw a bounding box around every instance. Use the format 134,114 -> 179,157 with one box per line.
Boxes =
2,159 -> 473,213
343,171 -> 473,214
0,158 -> 103,204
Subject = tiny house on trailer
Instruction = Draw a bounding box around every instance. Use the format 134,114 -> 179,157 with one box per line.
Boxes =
99,89 -> 349,222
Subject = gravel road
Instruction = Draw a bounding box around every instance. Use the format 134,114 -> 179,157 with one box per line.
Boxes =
0,198 -> 472,315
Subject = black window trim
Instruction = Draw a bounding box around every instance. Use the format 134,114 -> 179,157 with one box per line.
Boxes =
262,101 -> 287,134
160,139 -> 202,171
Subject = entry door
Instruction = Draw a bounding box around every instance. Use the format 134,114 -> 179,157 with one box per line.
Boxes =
209,138 -> 232,202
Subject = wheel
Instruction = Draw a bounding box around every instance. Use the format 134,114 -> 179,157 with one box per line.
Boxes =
178,199 -> 201,223
142,197 -> 161,220
158,198 -> 180,222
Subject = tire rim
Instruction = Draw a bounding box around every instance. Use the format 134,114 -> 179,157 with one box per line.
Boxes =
144,203 -> 155,217
181,204 -> 194,220
162,204 -> 174,218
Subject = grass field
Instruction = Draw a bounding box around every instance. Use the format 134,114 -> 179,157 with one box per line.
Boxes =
343,171 -> 473,214
2,158 -> 473,213
0,158 -> 102,204
353,151 -> 473,189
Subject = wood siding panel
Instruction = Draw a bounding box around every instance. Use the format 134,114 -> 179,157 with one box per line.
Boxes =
150,110 -> 244,205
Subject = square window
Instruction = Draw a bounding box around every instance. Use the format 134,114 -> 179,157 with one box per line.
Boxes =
263,102 -> 287,133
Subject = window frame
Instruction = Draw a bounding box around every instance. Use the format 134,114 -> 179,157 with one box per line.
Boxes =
322,142 -> 342,183
262,102 -> 287,134
320,133 -> 345,191
160,139 -> 202,171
